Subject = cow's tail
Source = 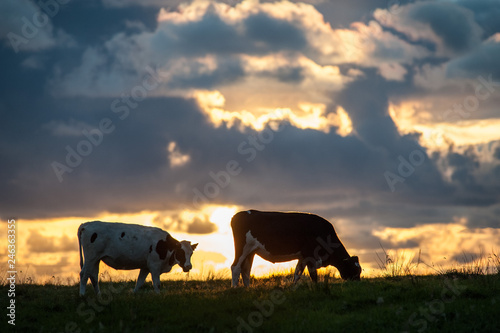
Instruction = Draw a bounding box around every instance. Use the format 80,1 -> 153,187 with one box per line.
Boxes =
78,224 -> 85,269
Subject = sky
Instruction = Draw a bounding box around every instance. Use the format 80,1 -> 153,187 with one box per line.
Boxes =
1,0 -> 500,282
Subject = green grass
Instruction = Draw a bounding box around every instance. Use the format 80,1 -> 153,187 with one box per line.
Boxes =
2,272 -> 500,333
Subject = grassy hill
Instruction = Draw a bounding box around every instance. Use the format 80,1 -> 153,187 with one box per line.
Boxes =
2,272 -> 500,333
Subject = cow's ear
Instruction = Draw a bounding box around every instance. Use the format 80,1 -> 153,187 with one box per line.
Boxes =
191,243 -> 198,251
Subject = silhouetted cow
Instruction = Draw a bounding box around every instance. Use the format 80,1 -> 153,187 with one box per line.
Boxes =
231,210 -> 361,287
78,221 -> 197,295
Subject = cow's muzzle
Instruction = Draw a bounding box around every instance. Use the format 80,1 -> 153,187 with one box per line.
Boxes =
183,264 -> 192,272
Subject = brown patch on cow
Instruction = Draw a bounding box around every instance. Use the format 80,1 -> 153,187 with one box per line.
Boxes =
175,248 -> 186,266
156,234 -> 180,262
166,234 -> 178,249
169,250 -> 176,266
121,232 -> 125,238
90,232 -> 98,243
156,239 -> 168,260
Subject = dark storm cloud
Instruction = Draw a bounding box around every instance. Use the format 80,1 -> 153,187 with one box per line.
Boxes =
331,70 -> 500,213
447,149 -> 480,186
243,12 -> 307,51
157,11 -> 243,56
409,2 -> 482,54
465,205 -> 500,228
50,0 -> 158,45
324,200 -> 452,229
0,0 -> 74,52
240,123 -> 385,191
336,74 -> 399,149
317,0 -> 416,28
458,0 -> 500,38
438,147 -> 500,208
0,95 -> 210,218
373,1 -> 484,61
270,65 -> 304,83
446,41 -> 500,79
152,9 -> 309,59
334,73 -> 454,201
172,56 -> 245,89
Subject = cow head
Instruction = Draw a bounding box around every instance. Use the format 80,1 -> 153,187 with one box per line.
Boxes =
174,241 -> 198,272
339,256 -> 361,281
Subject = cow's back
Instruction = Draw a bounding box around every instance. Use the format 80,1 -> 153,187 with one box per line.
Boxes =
80,221 -> 168,269
231,210 -> 337,256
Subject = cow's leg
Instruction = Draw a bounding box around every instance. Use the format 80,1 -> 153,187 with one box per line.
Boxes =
151,270 -> 161,294
306,261 -> 318,283
80,259 -> 100,296
241,253 -> 255,287
134,269 -> 149,292
79,266 -> 89,296
231,243 -> 245,287
293,260 -> 306,283
231,233 -> 261,287
89,261 -> 101,295
231,262 -> 242,288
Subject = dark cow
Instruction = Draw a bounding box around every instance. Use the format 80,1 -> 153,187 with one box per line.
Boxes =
78,221 -> 197,295
230,210 -> 361,287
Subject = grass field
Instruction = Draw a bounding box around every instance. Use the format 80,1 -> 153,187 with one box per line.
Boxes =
2,270 -> 500,333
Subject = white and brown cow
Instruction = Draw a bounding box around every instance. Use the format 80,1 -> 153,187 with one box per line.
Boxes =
231,210 -> 361,287
78,221 -> 197,296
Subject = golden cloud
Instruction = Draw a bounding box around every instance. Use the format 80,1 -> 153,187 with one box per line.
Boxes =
374,222 -> 500,269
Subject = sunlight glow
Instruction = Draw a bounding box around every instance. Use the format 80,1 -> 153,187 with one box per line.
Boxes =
336,106 -> 353,136
389,102 -> 500,149
167,141 -> 190,168
373,223 -> 500,272
209,206 -> 238,234
414,120 -> 500,148
193,90 -> 353,135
